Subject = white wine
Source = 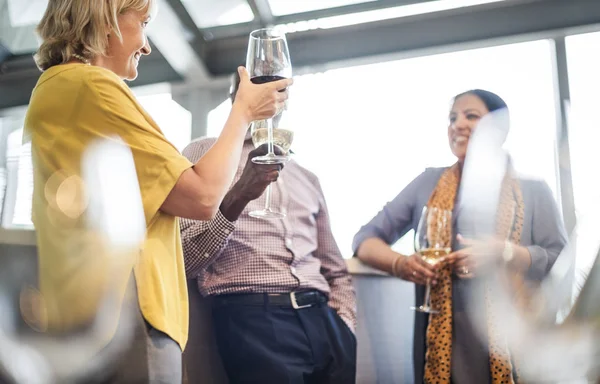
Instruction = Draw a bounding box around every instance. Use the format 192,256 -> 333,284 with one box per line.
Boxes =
419,248 -> 451,266
251,128 -> 294,154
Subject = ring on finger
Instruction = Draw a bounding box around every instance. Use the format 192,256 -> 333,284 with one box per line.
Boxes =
459,266 -> 469,275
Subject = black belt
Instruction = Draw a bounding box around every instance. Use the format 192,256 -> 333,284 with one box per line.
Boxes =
213,290 -> 328,309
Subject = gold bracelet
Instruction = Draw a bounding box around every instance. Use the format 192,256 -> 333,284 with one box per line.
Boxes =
391,255 -> 402,277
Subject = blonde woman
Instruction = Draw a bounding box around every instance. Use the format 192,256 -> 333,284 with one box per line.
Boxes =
25,0 -> 291,382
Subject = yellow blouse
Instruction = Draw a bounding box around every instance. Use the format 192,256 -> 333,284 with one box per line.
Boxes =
24,63 -> 192,349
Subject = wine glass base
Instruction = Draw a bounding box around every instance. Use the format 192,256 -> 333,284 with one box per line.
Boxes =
249,209 -> 286,220
410,305 -> 439,314
252,154 -> 289,165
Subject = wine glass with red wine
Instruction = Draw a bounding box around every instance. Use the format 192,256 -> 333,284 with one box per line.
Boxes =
246,28 -> 292,166
246,28 -> 292,219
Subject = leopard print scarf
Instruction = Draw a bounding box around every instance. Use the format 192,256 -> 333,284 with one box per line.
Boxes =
423,163 -> 525,384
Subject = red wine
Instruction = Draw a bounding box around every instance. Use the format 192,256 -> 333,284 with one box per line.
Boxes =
251,75 -> 288,92
251,75 -> 286,84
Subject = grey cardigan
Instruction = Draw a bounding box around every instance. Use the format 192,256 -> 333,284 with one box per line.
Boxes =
352,167 -> 568,384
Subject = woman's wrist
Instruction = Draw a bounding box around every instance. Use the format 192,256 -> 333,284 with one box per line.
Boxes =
506,243 -> 532,272
230,102 -> 252,129
391,254 -> 405,277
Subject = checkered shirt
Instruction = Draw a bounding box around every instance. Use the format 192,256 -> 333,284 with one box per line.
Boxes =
180,136 -> 357,331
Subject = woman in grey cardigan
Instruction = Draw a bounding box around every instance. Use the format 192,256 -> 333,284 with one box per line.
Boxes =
352,89 -> 567,384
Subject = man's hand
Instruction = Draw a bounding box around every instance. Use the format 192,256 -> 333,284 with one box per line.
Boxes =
232,144 -> 285,201
219,144 -> 284,221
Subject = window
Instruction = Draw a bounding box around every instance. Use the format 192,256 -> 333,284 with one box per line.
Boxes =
207,99 -> 232,139
3,125 -> 33,229
180,0 -> 254,29
565,32 -> 600,221
137,92 -> 192,152
0,118 -> 7,225
7,0 -> 47,27
565,31 -> 600,296
207,39 -> 559,257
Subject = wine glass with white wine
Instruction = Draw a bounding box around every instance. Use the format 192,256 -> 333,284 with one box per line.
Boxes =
411,207 -> 452,314
249,111 -> 294,219
251,113 -> 294,156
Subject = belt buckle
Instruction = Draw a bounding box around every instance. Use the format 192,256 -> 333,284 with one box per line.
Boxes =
290,292 -> 312,309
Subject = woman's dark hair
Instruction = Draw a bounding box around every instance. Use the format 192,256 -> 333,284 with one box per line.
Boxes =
453,89 -> 508,113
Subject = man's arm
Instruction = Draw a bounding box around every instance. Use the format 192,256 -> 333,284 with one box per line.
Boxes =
181,140 -> 282,278
311,176 -> 357,332
179,138 -> 233,278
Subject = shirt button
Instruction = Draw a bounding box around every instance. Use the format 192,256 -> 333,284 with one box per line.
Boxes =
223,229 -> 230,235
285,238 -> 293,248
291,267 -> 296,274
203,253 -> 209,258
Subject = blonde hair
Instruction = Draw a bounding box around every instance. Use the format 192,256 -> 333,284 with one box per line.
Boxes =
34,0 -> 157,71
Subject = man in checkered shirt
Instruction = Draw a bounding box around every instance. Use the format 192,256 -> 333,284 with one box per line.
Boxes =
180,71 -> 357,384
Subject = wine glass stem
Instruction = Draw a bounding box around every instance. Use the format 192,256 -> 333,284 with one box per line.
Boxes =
424,278 -> 432,308
267,118 -> 275,156
264,183 -> 273,211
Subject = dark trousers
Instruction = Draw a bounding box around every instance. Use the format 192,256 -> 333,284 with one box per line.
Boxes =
212,299 -> 357,384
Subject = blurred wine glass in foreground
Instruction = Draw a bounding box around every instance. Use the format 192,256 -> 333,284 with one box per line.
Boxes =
0,137 -> 145,384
